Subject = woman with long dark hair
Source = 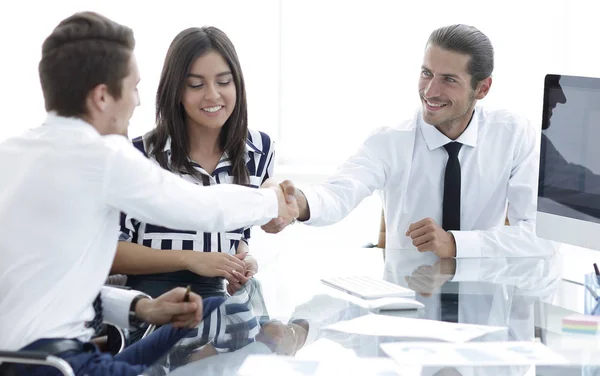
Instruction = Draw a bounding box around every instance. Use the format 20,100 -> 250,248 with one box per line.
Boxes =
112,26 -> 274,345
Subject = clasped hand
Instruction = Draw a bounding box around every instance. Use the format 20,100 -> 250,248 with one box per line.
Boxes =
261,178 -> 298,232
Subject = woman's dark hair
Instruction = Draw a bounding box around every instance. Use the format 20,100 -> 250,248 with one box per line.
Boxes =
148,26 -> 249,184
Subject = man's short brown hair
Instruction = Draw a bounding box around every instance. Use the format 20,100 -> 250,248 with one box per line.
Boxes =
39,12 -> 135,117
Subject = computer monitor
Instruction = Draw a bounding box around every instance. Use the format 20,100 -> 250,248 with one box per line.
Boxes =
536,74 -> 600,251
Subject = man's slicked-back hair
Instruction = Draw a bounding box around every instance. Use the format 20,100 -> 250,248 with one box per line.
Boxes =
427,24 -> 494,89
39,11 -> 135,117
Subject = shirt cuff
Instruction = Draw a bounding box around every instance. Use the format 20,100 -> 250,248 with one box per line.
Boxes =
100,286 -> 149,329
298,186 -> 320,225
450,230 -> 482,258
257,188 -> 279,223
294,318 -> 320,346
451,259 -> 483,281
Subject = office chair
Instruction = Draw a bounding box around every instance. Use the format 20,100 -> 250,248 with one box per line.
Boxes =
0,323 -> 155,376
0,350 -> 75,376
0,275 -> 156,375
362,210 -> 386,249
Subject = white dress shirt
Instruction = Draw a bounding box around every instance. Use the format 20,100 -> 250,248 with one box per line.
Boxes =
303,106 -> 554,257
0,114 -> 278,350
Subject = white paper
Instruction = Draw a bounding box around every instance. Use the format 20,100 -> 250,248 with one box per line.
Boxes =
322,314 -> 507,343
380,341 -> 569,366
238,355 -> 420,376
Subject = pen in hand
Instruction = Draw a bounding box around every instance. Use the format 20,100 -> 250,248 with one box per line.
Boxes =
183,285 -> 191,302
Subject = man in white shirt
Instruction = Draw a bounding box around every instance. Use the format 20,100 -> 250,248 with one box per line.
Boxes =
0,11 -> 297,376
264,24 -> 552,259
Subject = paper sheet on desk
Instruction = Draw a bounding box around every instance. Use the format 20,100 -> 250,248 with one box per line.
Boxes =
322,314 -> 507,343
238,355 -> 421,376
380,341 -> 569,366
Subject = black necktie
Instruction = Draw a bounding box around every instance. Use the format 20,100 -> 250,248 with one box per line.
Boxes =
442,142 -> 463,231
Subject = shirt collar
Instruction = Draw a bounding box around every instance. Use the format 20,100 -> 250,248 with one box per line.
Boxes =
159,134 -> 265,176
161,136 -> 265,156
418,107 -> 479,151
42,112 -> 101,137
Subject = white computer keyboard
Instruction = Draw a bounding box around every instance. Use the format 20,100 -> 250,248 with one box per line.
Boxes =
320,275 -> 415,300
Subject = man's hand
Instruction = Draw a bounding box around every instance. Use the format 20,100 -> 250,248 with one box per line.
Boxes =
182,251 -> 247,287
405,259 -> 456,297
135,287 -> 203,328
263,178 -> 298,226
261,179 -> 310,234
405,218 -> 457,258
255,320 -> 306,355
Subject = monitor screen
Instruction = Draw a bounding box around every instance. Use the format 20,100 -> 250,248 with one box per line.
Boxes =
538,74 -> 600,223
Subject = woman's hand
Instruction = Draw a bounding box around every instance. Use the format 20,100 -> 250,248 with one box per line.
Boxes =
182,251 -> 247,287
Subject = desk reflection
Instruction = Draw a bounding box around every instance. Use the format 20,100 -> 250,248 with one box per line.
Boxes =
143,249 -> 562,376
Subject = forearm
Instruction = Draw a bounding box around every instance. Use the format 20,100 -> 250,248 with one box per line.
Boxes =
299,181 -> 373,226
452,221 -> 558,258
296,189 -> 311,221
296,138 -> 384,226
106,145 -> 278,232
112,241 -> 189,275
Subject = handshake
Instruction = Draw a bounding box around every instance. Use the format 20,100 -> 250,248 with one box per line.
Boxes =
261,178 -> 306,234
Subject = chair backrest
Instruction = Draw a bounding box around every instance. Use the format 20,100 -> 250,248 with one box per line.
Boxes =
0,351 -> 75,376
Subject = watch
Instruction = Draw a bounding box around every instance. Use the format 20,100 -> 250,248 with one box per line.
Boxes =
128,294 -> 148,329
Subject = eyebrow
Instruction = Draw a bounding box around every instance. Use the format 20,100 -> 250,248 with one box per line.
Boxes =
421,65 -> 461,80
187,71 -> 233,79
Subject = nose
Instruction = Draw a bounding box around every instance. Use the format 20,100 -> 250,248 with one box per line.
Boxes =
204,82 -> 220,102
135,91 -> 141,107
423,78 -> 442,99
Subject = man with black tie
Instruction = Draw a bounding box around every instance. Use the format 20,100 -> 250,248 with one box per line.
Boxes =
263,24 -> 552,259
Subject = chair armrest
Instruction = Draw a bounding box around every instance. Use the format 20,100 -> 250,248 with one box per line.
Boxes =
0,350 -> 74,376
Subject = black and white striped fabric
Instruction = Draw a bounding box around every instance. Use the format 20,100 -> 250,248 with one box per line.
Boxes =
118,129 -> 274,348
120,129 -> 274,258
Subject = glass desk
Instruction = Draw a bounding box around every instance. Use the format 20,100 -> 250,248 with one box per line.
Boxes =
141,247 -> 600,376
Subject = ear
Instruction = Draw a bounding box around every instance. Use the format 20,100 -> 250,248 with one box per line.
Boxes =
474,77 -> 492,100
85,83 -> 111,114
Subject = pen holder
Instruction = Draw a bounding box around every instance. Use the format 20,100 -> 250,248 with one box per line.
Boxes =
584,273 -> 600,316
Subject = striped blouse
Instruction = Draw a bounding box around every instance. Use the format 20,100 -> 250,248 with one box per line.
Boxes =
119,128 -> 275,298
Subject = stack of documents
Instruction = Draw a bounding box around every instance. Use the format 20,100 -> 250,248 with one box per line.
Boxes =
322,314 -> 507,343
238,355 -> 420,376
380,341 -> 568,366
